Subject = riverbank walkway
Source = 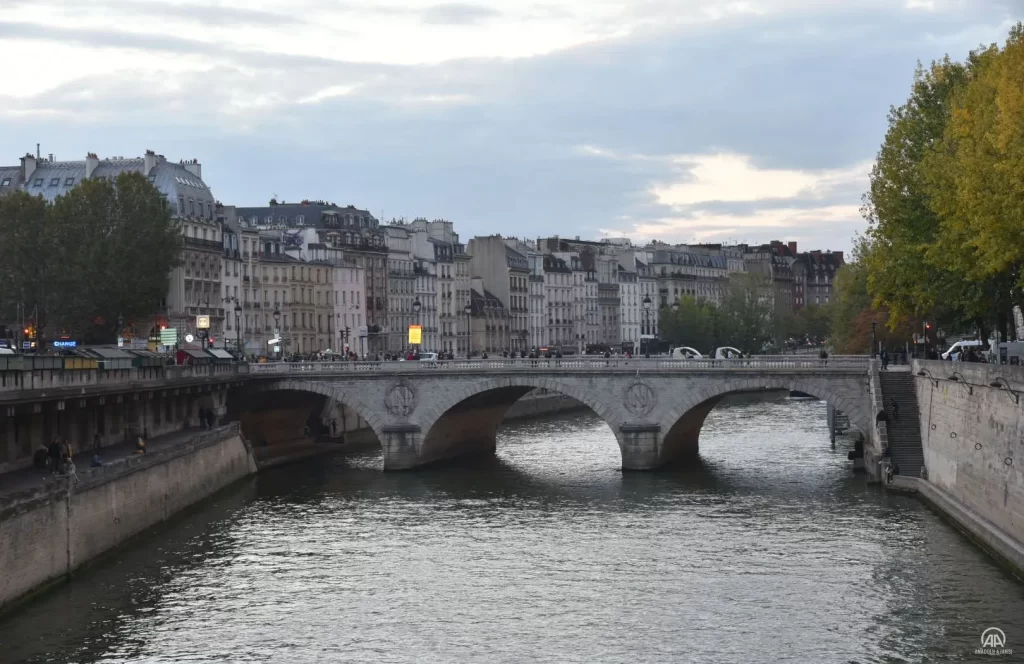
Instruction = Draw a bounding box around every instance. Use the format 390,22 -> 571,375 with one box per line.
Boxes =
0,427 -> 216,500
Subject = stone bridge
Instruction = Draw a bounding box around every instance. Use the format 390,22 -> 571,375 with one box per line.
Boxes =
238,356 -> 873,471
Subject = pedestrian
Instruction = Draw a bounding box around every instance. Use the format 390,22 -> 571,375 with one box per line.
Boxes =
207,409 -> 216,429
880,348 -> 889,371
48,439 -> 61,474
93,432 -> 102,451
61,439 -> 73,474
91,454 -> 104,468
891,396 -> 899,421
135,435 -> 147,455
198,407 -> 207,430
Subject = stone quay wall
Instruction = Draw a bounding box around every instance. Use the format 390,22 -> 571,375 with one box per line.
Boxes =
0,425 -> 257,613
912,360 -> 1024,569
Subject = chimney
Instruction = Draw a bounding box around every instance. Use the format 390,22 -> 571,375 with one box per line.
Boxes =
834,251 -> 844,264
85,152 -> 99,179
20,153 -> 37,182
182,158 -> 201,180
144,149 -> 158,176
787,241 -> 797,255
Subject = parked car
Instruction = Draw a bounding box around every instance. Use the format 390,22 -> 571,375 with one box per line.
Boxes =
669,346 -> 703,359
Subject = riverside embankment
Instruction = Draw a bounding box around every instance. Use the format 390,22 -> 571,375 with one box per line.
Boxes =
888,360 -> 1024,577
0,424 -> 256,613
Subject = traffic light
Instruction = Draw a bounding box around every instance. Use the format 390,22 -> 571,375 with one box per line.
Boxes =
345,327 -> 351,340
925,322 -> 931,330
208,337 -> 215,348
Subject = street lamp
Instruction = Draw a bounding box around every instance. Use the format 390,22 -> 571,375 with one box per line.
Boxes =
272,304 -> 281,361
116,313 -> 124,347
464,302 -> 473,357
233,302 -> 242,356
642,295 -> 652,357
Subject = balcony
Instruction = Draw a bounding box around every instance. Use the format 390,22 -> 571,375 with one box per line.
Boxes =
183,237 -> 223,252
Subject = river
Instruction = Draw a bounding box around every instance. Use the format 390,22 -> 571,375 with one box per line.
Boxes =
2,398 -> 1023,663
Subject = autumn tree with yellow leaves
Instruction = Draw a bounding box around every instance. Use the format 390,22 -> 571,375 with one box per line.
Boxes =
860,23 -> 1024,340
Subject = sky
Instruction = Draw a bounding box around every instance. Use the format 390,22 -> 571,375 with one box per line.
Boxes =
0,0 -> 1019,253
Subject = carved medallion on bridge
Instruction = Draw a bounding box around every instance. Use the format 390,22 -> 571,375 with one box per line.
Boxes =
384,381 -> 418,417
624,381 -> 657,418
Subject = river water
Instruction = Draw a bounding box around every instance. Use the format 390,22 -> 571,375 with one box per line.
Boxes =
3,398 -> 1023,663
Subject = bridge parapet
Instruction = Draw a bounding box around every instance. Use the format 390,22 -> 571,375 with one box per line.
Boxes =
0,363 -> 250,403
249,355 -> 869,376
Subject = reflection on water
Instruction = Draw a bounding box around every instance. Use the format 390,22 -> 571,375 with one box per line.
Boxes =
2,399 -> 1022,663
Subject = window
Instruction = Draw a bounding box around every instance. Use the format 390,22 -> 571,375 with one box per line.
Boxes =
65,177 -> 75,186
179,196 -> 185,215
33,178 -> 43,186
0,178 -> 9,186
189,199 -> 195,217
49,178 -> 59,186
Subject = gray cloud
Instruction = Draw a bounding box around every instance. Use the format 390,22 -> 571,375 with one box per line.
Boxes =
0,20 -> 375,71
0,1 -> 1018,253
421,3 -> 502,25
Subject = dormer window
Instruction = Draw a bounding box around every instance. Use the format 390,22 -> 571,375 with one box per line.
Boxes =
1,178 -> 10,186
65,177 -> 75,186
49,178 -> 59,186
33,178 -> 43,186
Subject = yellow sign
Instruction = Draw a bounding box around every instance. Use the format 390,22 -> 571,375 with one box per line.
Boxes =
196,315 -> 210,329
408,324 -> 422,345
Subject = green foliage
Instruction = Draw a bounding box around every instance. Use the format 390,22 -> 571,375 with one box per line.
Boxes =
862,23 -> 1024,338
0,173 -> 181,343
0,191 -> 54,340
659,273 -> 822,354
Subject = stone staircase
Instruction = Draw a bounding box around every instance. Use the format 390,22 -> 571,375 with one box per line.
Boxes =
879,372 -> 924,477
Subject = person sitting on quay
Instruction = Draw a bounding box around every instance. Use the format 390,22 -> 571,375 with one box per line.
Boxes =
135,435 -> 147,455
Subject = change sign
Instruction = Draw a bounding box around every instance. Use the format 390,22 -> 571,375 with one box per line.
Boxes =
408,324 -> 422,345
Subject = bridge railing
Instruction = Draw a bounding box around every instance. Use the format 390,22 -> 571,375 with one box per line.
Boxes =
0,362 -> 251,399
248,355 -> 869,375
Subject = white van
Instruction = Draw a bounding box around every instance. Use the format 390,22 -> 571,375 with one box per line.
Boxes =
941,339 -> 984,360
669,346 -> 703,359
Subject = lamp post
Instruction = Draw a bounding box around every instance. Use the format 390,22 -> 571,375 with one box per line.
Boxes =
234,302 -> 242,355
272,304 -> 281,361
642,295 -> 652,357
116,313 -> 124,347
464,302 -> 472,357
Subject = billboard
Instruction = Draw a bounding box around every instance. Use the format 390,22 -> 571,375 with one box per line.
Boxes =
408,324 -> 422,345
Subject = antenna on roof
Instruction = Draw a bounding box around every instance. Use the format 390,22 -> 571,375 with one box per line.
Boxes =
36,143 -> 40,159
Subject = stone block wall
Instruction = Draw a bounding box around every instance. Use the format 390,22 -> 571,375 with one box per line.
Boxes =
0,427 -> 257,612
914,360 -> 1024,545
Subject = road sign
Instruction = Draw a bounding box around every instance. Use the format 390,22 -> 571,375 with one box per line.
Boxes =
196,315 -> 210,329
185,334 -> 195,343
160,328 -> 177,345
359,325 -> 368,338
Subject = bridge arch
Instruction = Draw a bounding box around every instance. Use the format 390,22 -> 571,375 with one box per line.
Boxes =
232,379 -> 389,448
416,376 -> 627,467
657,376 -> 871,466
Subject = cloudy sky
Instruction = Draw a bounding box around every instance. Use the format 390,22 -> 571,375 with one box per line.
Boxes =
0,0 -> 1018,251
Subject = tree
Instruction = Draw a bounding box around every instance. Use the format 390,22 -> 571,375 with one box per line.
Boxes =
830,260 -> 915,354
924,24 -> 1024,335
861,57 -> 978,331
0,191 -> 56,346
659,295 -> 719,352
47,172 -> 181,342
